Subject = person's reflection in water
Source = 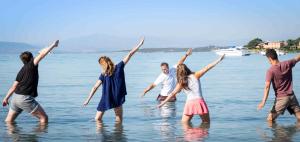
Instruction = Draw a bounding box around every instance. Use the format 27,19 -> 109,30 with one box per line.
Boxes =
96,121 -> 127,142
160,102 -> 176,118
182,122 -> 209,142
156,102 -> 177,141
258,122 -> 300,142
5,122 -> 48,142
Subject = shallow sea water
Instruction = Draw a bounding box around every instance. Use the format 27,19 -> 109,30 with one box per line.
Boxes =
0,51 -> 300,142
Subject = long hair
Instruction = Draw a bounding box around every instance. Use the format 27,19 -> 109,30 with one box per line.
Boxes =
177,64 -> 193,90
98,56 -> 115,76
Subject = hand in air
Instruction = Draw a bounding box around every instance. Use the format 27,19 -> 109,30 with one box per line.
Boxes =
186,48 -> 192,56
51,40 -> 59,48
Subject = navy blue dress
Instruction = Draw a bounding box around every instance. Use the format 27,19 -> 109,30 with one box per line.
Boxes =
97,61 -> 127,111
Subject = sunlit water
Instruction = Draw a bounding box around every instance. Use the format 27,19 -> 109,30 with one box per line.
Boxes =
0,51 -> 300,141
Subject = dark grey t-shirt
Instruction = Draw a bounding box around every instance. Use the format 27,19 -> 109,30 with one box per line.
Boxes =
15,59 -> 39,97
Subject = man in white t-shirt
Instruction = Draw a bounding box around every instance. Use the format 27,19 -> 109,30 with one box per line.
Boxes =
141,48 -> 192,101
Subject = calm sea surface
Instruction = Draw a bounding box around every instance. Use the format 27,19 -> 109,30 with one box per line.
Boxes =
0,51 -> 300,142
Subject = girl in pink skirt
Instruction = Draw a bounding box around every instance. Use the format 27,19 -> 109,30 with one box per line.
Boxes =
158,54 -> 225,123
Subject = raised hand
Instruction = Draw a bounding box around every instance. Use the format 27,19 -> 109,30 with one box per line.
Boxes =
34,40 -> 60,65
136,37 -> 144,48
51,40 -> 59,48
123,37 -> 145,64
219,54 -> 225,61
186,48 -> 192,56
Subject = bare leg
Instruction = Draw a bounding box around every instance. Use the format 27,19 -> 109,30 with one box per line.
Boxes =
5,109 -> 20,123
267,120 -> 276,128
200,113 -> 210,124
31,105 -> 48,124
114,106 -> 123,123
267,112 -> 279,122
5,122 -> 17,135
34,123 -> 48,133
294,112 -> 300,122
95,121 -> 104,133
95,111 -> 105,122
182,114 -> 193,123
182,121 -> 192,132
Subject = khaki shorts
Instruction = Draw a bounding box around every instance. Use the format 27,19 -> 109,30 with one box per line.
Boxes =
270,94 -> 300,116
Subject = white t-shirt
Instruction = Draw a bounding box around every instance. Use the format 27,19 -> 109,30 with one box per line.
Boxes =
153,65 -> 177,96
182,74 -> 203,101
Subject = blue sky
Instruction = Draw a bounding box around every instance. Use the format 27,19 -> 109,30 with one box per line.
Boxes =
1,0 -> 300,48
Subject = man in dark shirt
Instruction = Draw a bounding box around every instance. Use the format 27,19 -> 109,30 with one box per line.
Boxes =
258,49 -> 300,122
2,40 -> 59,124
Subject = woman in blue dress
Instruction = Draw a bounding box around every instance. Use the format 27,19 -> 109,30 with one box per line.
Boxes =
83,37 -> 144,122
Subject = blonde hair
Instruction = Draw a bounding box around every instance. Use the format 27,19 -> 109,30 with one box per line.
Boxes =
98,56 -> 115,76
176,64 -> 193,90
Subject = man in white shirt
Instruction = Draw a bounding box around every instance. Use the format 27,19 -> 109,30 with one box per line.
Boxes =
141,48 -> 192,101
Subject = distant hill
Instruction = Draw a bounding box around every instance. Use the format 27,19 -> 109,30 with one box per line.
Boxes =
0,41 -> 36,53
0,37 -> 233,54
117,46 -> 232,53
60,34 -> 229,53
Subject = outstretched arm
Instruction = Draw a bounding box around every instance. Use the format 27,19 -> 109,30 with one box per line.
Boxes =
295,54 -> 300,63
34,40 -> 59,65
194,54 -> 225,79
123,37 -> 144,65
157,84 -> 182,108
257,81 -> 271,110
83,80 -> 102,106
2,81 -> 19,107
141,83 -> 156,97
177,48 -> 192,65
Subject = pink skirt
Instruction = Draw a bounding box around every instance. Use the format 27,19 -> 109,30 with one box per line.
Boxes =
183,98 -> 209,115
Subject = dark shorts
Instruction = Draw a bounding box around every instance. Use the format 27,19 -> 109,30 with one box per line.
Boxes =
156,94 -> 176,102
10,94 -> 40,114
270,94 -> 300,116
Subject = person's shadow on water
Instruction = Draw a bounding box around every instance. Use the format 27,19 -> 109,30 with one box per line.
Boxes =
257,122 -> 300,142
96,122 -> 127,142
4,122 -> 48,142
181,122 -> 210,142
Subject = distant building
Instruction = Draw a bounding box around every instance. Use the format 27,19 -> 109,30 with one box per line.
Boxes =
256,41 -> 286,49
298,41 -> 300,49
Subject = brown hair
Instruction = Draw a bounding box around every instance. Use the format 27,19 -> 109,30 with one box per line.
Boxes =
20,51 -> 33,64
98,56 -> 115,76
266,49 -> 278,60
176,64 -> 193,90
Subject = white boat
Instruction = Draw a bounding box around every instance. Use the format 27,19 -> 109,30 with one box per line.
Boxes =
215,47 -> 249,56
260,51 -> 266,55
276,50 -> 286,56
260,49 -> 286,56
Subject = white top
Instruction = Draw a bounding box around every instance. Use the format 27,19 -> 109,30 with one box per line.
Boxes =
182,74 -> 203,101
153,65 -> 177,96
